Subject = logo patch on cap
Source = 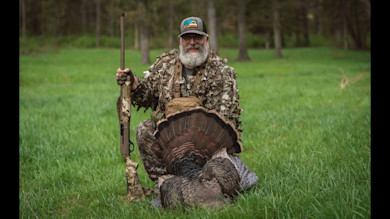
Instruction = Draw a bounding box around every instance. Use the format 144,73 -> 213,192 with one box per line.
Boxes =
183,19 -> 198,29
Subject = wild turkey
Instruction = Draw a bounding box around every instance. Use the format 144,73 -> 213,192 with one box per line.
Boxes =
153,107 -> 258,209
154,107 -> 243,178
155,147 -> 258,209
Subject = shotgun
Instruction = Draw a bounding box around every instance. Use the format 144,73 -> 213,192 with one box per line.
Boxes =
119,12 -> 147,202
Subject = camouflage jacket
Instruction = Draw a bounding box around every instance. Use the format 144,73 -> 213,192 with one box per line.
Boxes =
131,49 -> 242,133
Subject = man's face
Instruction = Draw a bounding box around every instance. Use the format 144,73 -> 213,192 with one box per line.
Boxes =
179,33 -> 209,68
180,34 -> 207,53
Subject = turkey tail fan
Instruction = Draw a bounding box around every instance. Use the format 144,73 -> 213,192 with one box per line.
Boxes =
154,107 -> 243,174
207,110 -> 243,153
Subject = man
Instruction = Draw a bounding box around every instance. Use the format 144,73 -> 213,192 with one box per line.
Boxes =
116,17 -> 257,208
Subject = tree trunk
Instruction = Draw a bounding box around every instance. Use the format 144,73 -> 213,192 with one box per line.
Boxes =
352,3 -> 363,49
360,0 -> 370,19
139,0 -> 150,64
313,0 -> 322,34
167,0 -> 174,49
95,0 -> 101,48
341,0 -> 365,49
295,10 -> 301,47
207,0 -> 218,54
141,26 -> 150,64
300,0 -> 309,47
237,0 -> 250,61
21,0 -> 26,38
81,0 -> 87,34
107,5 -> 113,37
265,31 -> 270,50
343,15 -> 348,50
273,0 -> 283,58
134,23 -> 139,50
295,32 -> 301,47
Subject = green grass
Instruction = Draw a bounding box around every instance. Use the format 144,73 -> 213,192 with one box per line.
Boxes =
19,47 -> 370,218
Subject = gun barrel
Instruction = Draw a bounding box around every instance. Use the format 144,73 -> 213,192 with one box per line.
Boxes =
119,12 -> 130,158
120,12 -> 125,70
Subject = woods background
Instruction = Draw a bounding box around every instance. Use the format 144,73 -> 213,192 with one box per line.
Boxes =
19,1 -> 371,217
19,0 -> 371,62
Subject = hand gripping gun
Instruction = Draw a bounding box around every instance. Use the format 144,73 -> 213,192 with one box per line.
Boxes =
119,12 -> 152,201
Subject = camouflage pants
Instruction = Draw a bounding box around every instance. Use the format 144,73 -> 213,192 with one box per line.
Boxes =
136,119 -> 167,183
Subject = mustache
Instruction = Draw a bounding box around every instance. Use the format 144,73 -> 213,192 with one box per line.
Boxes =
184,44 -> 204,52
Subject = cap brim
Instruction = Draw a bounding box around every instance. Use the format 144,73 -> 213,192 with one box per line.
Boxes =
178,30 -> 208,37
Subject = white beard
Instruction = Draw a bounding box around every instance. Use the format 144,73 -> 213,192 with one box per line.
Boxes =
179,41 -> 209,68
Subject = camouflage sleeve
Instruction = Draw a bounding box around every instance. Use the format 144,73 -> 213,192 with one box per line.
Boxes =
204,64 -> 242,134
130,63 -> 161,111
130,75 -> 156,111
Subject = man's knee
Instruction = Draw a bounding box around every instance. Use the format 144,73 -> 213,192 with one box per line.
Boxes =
136,119 -> 155,140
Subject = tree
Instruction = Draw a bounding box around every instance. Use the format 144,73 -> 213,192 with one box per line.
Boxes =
81,0 -> 88,34
167,0 -> 174,49
139,0 -> 150,64
95,0 -> 101,48
322,0 -> 370,49
341,0 -> 370,49
300,0 -> 309,47
134,23 -> 139,50
237,0 -> 250,61
273,0 -> 283,58
18,0 -> 371,51
207,0 -> 218,54
20,0 -> 26,38
313,0 -> 323,35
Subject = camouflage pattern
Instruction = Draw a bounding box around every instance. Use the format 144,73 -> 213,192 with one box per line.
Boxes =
133,49 -> 243,182
125,155 -> 155,201
136,119 -> 167,183
121,77 -> 132,123
131,49 -> 242,134
125,156 -> 147,201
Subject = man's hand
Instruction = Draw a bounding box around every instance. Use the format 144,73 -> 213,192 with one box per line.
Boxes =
116,68 -> 139,90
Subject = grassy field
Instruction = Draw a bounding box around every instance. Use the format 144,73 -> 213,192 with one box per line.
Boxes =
19,47 -> 370,218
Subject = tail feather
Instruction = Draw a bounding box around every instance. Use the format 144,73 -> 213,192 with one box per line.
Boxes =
228,154 -> 258,191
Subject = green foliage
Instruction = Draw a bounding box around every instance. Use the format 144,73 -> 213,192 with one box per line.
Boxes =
246,33 -> 267,48
19,47 -> 370,218
20,32 -> 335,55
19,0 -> 371,50
20,35 -> 120,55
218,33 -> 268,49
71,35 -> 97,48
219,33 -> 238,48
19,36 -> 60,54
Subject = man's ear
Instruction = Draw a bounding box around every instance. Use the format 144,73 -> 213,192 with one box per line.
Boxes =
178,37 -> 181,43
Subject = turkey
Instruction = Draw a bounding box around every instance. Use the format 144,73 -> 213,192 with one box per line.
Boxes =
155,147 -> 258,209
154,107 -> 243,179
152,107 -> 258,209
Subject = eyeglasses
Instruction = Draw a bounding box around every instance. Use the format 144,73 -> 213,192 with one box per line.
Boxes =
181,34 -> 204,43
